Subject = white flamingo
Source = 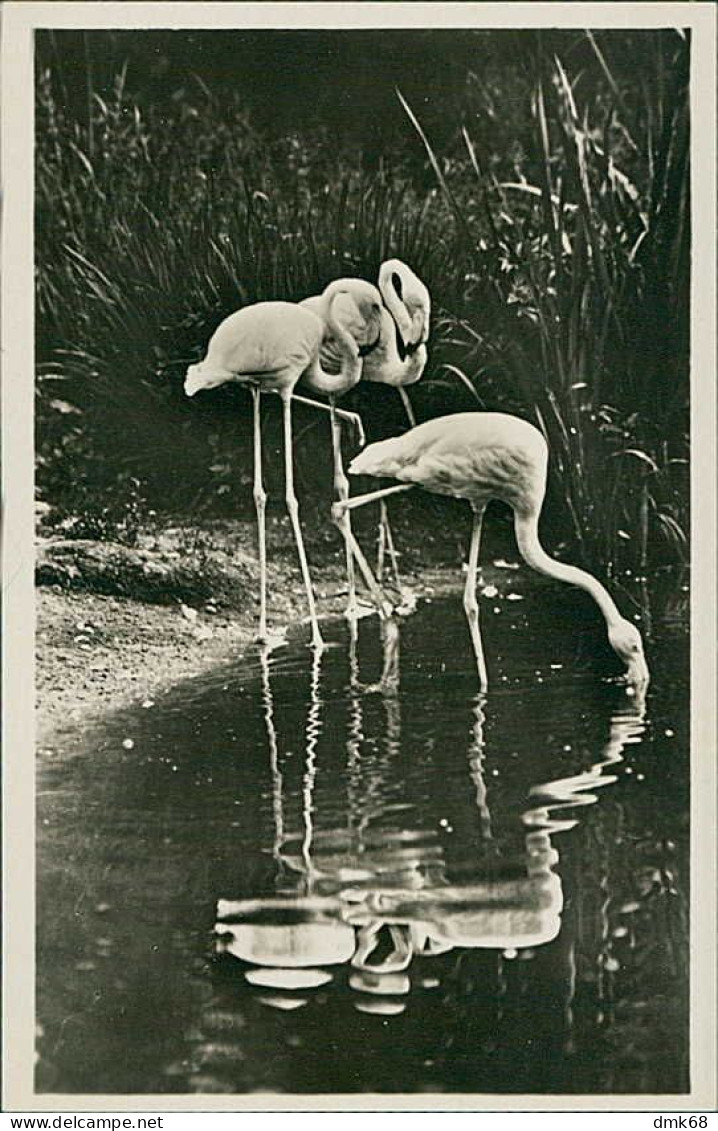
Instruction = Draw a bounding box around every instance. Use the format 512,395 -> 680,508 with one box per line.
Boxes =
335,412 -> 649,690
299,280 -> 384,622
371,258 -> 431,422
365,259 -> 431,587
302,260 -> 431,603
184,289 -> 377,649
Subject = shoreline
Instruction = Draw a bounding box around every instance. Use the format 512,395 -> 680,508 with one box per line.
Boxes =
36,557 -> 468,747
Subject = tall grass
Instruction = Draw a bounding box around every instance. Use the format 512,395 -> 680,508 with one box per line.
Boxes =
36,65 -> 457,523
36,31 -> 689,612
400,30 -> 690,608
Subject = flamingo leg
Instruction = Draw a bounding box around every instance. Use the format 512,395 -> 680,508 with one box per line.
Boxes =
339,482 -> 415,513
252,386 -> 268,642
376,390 -> 415,584
376,502 -> 387,581
291,393 -> 365,447
331,509 -> 394,620
464,505 -> 488,690
330,398 -> 358,631
398,387 -> 417,428
280,390 -> 324,651
380,502 -> 403,593
333,485 -> 414,620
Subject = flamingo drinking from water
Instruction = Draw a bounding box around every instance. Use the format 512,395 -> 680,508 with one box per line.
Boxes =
334,412 -> 649,690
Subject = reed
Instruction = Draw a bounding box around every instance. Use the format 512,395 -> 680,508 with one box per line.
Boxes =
36,31 -> 689,605
400,30 -> 689,600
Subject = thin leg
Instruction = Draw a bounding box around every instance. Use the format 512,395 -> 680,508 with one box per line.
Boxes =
291,393 -> 365,447
281,391 -> 324,651
398,386 -> 417,428
252,387 -> 268,642
332,509 -> 394,620
376,501 -> 387,581
464,506 -> 488,690
381,504 -> 403,592
375,386 -> 414,585
330,398 -> 358,628
332,484 -> 414,619
339,482 -> 415,514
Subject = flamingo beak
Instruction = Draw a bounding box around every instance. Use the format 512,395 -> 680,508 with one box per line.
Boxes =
358,331 -> 381,359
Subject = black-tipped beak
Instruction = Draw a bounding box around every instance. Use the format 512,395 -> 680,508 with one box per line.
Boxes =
359,332 -> 381,359
394,322 -> 408,362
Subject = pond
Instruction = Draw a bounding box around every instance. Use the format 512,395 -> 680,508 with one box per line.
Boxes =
36,586 -> 689,1096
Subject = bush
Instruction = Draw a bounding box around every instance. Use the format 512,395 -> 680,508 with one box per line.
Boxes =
36,29 -> 689,617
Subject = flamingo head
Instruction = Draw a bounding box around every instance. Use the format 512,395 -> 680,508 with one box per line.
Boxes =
607,618 -> 649,687
378,259 -> 430,348
184,361 -> 233,397
325,280 -> 384,355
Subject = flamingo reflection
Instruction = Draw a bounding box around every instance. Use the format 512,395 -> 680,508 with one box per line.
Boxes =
215,619 -> 647,1018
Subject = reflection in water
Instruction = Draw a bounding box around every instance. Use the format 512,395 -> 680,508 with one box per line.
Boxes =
36,598 -> 688,1095
215,617 -> 647,1029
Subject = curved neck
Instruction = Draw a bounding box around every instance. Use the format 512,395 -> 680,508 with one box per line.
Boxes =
307,289 -> 361,394
514,513 -> 622,627
378,267 -> 413,343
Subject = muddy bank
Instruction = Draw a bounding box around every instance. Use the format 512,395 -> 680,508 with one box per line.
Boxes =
36,516 -> 480,744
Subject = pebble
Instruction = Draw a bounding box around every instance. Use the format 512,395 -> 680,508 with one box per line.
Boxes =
122,738 -> 134,750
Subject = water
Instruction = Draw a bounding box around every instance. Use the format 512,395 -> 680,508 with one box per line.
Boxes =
36,590 -> 689,1095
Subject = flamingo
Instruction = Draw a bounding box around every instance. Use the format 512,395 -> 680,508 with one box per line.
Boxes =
299,280 -> 384,623
367,259 -> 431,588
184,288 -> 376,649
301,260 -> 431,606
334,412 -> 649,691
372,258 -> 431,422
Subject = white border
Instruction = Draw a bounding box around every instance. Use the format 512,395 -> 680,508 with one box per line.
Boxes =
3,1 -> 716,1113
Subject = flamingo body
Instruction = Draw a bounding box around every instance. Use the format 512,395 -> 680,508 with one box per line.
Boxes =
185,295 -> 363,648
347,412 -> 649,688
350,412 -> 547,514
185,301 -> 328,398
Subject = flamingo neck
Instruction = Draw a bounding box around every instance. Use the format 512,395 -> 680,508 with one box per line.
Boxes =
378,266 -> 413,345
307,287 -> 361,394
514,514 -> 622,628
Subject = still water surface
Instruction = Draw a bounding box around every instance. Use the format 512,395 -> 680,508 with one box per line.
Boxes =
37,592 -> 689,1095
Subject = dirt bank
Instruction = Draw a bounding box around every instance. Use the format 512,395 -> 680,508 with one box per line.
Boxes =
35,516 -> 476,745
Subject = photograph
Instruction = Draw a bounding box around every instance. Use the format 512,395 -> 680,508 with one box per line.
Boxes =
2,0 -> 716,1112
